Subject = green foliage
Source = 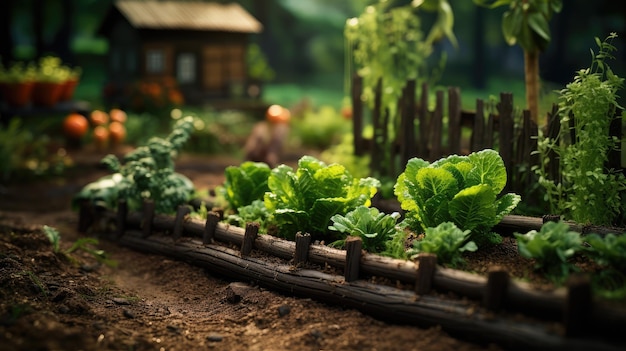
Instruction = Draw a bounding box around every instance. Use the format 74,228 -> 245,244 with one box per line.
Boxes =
534,33 -> 626,225
247,43 -> 275,82
328,205 -> 402,254
473,0 -> 562,52
221,161 -> 271,211
320,133 -> 371,180
408,222 -> 477,267
514,221 -> 582,283
42,225 -> 60,253
225,200 -> 271,231
74,117 -> 196,214
585,233 -> 626,273
264,155 -> 381,240
292,105 -> 350,149
394,149 -> 521,245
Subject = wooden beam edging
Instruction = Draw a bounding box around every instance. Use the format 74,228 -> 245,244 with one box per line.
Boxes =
112,230 -> 624,351
121,212 -> 626,326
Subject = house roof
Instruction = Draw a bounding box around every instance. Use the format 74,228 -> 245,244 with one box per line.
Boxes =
112,0 -> 262,33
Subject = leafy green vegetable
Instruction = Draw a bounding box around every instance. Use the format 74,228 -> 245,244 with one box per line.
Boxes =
225,200 -> 270,231
394,149 -> 520,245
264,155 -> 380,240
585,233 -> 626,272
74,117 -> 196,214
408,222 -> 477,267
514,221 -> 582,283
221,161 -> 271,211
328,205 -> 402,254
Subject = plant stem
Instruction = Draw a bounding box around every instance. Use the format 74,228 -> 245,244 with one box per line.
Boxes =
524,49 -> 540,124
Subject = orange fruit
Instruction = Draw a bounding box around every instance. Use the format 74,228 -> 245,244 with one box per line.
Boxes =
63,113 -> 89,139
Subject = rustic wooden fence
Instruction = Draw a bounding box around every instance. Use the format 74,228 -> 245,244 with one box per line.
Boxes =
78,200 -> 626,351
350,76 -> 624,195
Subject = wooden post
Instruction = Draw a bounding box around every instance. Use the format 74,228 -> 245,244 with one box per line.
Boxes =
448,87 -> 462,155
203,211 -> 220,244
498,93 -> 514,192
352,75 -> 364,156
429,90 -> 444,160
116,199 -> 128,239
241,222 -> 259,256
173,205 -> 191,240
472,99 -> 485,152
142,199 -> 155,238
415,253 -> 437,295
344,236 -> 362,282
417,82 -> 429,157
401,79 -> 417,166
483,266 -> 509,311
294,232 -> 311,265
564,273 -> 592,337
371,78 -> 383,176
546,104 -> 561,185
77,199 -> 94,233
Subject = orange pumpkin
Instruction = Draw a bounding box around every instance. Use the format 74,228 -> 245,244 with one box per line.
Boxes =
110,108 -> 127,124
266,104 -> 290,124
93,125 -> 109,150
108,121 -> 126,144
90,109 -> 109,126
63,113 -> 89,139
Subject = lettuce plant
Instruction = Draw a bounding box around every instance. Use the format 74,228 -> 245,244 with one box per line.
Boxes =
515,221 -> 582,283
264,155 -> 380,240
221,161 -> 271,211
394,149 -> 520,245
328,205 -> 402,254
408,222 -> 477,267
585,233 -> 626,272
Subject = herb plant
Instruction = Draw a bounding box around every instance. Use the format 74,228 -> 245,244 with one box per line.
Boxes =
584,233 -> 626,272
74,117 -> 196,214
394,149 -> 521,246
514,221 -> 582,283
264,155 -> 380,240
408,222 -> 477,268
328,205 -> 402,254
534,33 -> 626,226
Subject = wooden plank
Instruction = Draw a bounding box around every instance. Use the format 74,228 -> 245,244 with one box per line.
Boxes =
498,93 -> 514,191
401,80 -> 417,166
370,78 -> 383,175
417,82 -> 429,157
241,222 -> 259,256
483,266 -> 509,311
172,205 -> 191,240
344,236 -> 362,282
352,75 -> 364,156
448,87 -> 462,155
472,99 -> 485,152
485,113 -> 495,149
546,104 -> 561,185
429,90 -> 444,160
415,253 -> 437,295
294,232 -> 311,265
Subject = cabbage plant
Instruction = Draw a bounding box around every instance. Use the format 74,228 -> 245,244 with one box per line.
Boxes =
394,149 -> 520,246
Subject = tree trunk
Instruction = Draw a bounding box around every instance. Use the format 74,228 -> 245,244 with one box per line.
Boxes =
524,50 -> 540,124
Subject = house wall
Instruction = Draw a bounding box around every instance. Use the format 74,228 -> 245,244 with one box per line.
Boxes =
107,19 -> 140,83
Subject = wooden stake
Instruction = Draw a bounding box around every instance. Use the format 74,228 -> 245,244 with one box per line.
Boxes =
116,199 -> 128,239
141,199 -> 155,238
203,211 -> 220,244
483,266 -> 509,311
415,253 -> 437,295
344,236 -> 362,282
564,273 -> 592,337
241,222 -> 259,256
173,205 -> 191,240
294,232 -> 311,265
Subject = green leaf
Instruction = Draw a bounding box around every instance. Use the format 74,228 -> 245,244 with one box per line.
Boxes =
466,149 -> 507,192
494,193 -> 522,224
449,184 -> 496,231
527,12 -> 550,42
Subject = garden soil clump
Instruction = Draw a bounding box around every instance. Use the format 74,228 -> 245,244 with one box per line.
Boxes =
0,152 -> 503,351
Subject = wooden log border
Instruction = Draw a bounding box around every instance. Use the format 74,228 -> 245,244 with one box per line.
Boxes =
90,207 -> 626,347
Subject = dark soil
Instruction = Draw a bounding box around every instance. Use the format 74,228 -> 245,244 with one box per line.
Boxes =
0,148 -> 611,350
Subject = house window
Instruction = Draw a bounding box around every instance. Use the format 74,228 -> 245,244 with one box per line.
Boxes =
177,53 -> 196,84
146,49 -> 164,73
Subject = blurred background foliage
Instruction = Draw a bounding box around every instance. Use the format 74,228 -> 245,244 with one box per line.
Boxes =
1,0 -> 624,111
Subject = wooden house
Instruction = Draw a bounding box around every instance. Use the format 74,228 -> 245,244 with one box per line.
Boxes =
97,0 -> 263,104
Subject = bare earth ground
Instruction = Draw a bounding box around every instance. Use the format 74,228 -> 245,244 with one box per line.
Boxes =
0,149 -> 538,351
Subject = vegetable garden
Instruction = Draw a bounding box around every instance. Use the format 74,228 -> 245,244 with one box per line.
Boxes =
2,1 -> 626,350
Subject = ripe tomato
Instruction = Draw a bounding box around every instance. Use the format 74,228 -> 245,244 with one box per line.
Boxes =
110,108 -> 127,124
341,106 -> 353,120
63,113 -> 89,139
266,104 -> 290,124
90,109 -> 109,126
108,121 -> 126,144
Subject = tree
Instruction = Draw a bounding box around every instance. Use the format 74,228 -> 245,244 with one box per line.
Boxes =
474,0 -> 562,123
